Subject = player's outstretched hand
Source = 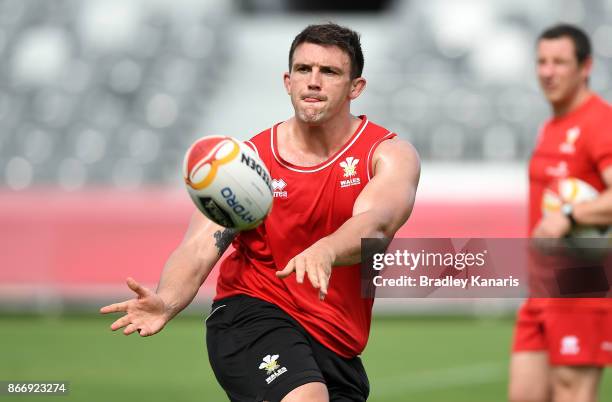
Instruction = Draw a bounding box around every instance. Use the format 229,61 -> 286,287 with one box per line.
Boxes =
100,277 -> 169,337
276,241 -> 335,301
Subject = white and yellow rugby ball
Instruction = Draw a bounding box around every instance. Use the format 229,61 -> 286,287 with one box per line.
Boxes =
183,136 -> 272,231
542,177 -> 607,238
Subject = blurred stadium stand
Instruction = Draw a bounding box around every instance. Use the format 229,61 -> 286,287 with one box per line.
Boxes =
1,0 -> 232,190
1,0 -> 611,314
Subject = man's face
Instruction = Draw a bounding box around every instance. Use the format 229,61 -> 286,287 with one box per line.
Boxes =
536,37 -> 591,106
284,42 -> 362,124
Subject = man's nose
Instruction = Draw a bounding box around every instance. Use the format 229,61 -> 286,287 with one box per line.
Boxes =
538,62 -> 554,78
308,70 -> 322,89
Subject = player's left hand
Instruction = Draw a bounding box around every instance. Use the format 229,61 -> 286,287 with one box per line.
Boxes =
276,240 -> 336,300
532,212 -> 572,238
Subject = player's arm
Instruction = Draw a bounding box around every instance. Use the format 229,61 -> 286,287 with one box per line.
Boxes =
100,212 -> 235,336
277,138 -> 420,299
156,212 -> 235,317
321,138 -> 420,264
533,167 -> 612,237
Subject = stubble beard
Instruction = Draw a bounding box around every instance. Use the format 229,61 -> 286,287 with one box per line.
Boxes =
296,104 -> 328,124
545,84 -> 576,108
298,109 -> 325,124
541,75 -> 583,107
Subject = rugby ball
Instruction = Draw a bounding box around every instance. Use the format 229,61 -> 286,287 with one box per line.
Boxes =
542,177 -> 608,238
183,136 -> 272,230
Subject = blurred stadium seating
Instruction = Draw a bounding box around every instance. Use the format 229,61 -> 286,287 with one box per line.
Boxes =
0,0 -> 232,190
1,0 -> 612,313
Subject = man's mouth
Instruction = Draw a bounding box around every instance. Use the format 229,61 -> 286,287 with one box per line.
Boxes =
540,80 -> 557,90
302,95 -> 325,103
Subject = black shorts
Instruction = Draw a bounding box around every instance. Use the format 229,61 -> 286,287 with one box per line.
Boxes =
205,295 -> 369,402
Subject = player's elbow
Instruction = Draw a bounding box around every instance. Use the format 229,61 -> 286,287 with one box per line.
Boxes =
371,209 -> 409,239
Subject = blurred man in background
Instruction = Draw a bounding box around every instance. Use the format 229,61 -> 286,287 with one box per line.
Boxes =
509,24 -> 612,402
101,23 -> 419,401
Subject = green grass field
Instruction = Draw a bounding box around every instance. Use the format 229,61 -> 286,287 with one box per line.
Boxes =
1,314 -> 611,401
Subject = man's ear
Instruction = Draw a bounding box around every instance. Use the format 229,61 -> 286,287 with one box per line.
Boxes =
283,72 -> 291,95
349,77 -> 367,100
580,57 -> 593,83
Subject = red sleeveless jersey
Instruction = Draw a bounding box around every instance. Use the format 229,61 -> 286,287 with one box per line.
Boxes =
529,94 -> 612,308
214,116 -> 396,357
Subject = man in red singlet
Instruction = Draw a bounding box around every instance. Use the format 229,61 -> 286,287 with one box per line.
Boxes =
101,23 -> 419,401
509,24 -> 612,402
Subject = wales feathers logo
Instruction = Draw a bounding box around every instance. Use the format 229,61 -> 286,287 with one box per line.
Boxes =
339,156 -> 361,188
340,156 -> 359,177
560,126 -> 580,154
259,354 -> 280,375
258,354 -> 287,384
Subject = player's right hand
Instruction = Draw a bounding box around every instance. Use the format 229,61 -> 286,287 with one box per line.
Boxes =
99,277 -> 170,337
276,240 -> 335,301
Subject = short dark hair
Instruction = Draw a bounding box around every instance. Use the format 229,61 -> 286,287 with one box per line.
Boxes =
288,23 -> 364,80
538,24 -> 591,65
